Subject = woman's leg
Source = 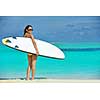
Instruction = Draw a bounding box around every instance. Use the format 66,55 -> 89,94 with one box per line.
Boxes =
26,55 -> 32,80
31,54 -> 37,80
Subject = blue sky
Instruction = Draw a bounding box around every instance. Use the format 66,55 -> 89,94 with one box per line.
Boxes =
0,16 -> 100,43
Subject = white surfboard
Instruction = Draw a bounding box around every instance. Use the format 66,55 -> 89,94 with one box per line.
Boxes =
2,37 -> 65,59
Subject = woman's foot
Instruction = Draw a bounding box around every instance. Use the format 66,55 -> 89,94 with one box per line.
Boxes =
26,77 -> 30,80
32,76 -> 34,80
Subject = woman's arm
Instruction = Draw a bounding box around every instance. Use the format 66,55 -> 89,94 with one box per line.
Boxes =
30,34 -> 39,55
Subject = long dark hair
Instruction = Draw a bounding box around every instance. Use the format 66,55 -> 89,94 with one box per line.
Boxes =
23,25 -> 33,36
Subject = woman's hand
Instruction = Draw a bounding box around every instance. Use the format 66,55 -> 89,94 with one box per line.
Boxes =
36,51 -> 39,56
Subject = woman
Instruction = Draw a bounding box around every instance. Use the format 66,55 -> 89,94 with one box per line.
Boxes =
23,25 -> 39,80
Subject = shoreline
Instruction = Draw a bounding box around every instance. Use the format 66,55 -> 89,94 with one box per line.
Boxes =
0,79 -> 100,83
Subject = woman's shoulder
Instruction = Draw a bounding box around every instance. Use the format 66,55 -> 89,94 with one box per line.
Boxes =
24,33 -> 28,37
24,33 -> 32,38
24,33 -> 27,37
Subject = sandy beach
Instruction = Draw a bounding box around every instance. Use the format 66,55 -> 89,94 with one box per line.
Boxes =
0,79 -> 100,83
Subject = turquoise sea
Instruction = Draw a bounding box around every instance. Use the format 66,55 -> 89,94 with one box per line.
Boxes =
0,43 -> 100,80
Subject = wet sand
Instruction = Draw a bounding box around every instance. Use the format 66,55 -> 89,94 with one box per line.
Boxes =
0,79 -> 100,83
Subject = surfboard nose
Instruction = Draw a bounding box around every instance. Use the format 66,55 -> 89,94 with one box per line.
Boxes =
2,38 -> 11,45
2,38 -> 7,45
